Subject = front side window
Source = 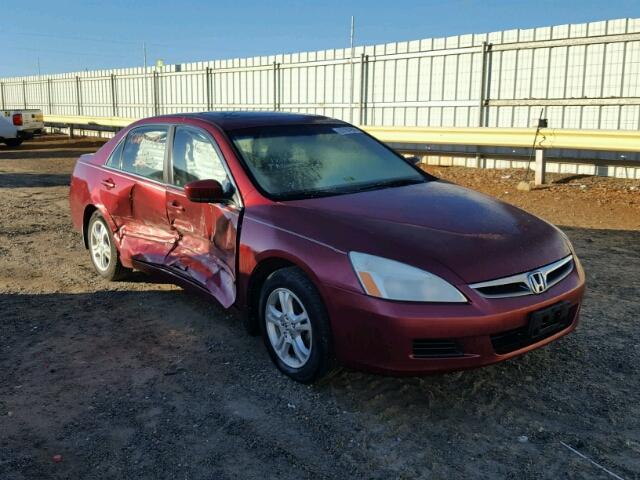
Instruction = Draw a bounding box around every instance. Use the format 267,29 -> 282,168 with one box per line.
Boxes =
228,124 -> 425,199
171,126 -> 229,188
120,126 -> 167,181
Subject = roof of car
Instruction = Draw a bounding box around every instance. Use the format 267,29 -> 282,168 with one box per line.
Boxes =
158,111 -> 347,130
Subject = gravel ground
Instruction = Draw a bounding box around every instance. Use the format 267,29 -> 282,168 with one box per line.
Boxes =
1,136 -> 639,479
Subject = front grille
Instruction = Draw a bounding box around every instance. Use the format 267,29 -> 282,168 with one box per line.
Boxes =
546,259 -> 573,285
470,255 -> 574,299
412,339 -> 464,359
491,304 -> 577,354
474,281 -> 530,298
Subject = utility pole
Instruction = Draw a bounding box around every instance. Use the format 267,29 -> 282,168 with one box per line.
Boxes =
143,41 -> 148,72
349,16 -> 355,123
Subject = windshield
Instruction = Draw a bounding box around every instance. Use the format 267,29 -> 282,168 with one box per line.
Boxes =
228,124 -> 426,199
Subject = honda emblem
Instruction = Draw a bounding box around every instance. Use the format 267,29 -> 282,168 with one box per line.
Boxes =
527,271 -> 547,294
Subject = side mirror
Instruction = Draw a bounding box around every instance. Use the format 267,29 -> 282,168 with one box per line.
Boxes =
405,155 -> 421,167
184,179 -> 226,203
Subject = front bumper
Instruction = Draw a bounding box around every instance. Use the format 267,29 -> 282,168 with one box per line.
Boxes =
323,266 -> 585,375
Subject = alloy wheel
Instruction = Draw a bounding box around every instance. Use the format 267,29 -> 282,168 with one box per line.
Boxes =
90,220 -> 111,272
265,288 -> 313,368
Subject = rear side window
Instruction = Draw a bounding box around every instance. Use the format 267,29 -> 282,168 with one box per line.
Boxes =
105,137 -> 125,169
171,126 -> 229,188
120,126 -> 168,181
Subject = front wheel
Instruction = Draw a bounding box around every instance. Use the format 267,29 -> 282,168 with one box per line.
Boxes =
259,267 -> 334,383
87,211 -> 128,281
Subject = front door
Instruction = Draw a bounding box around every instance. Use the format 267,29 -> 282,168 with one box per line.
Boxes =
165,125 -> 240,308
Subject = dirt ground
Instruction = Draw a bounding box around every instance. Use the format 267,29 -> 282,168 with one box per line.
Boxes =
1,135 -> 638,479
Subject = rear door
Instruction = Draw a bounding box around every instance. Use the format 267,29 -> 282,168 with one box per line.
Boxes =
99,135 -> 136,230
165,125 -> 240,308
102,125 -> 176,265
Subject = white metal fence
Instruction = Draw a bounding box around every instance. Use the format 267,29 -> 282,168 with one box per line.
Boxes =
2,17 -> 640,132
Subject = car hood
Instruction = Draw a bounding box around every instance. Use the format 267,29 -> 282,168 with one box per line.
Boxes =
249,180 -> 571,284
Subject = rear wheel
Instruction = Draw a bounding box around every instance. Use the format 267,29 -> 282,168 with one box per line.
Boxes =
259,267 -> 334,383
87,211 -> 128,281
4,138 -> 23,148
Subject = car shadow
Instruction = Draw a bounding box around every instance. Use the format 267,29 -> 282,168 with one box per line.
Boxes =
122,269 -> 176,285
0,148 -> 98,160
0,137 -> 106,151
2,223 -> 638,477
0,172 -> 71,188
551,174 -> 593,184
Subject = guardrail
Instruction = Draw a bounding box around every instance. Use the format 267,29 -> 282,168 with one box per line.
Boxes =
45,114 -> 132,133
365,126 -> 640,153
44,115 -> 640,184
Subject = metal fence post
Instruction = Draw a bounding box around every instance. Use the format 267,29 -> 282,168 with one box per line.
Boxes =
534,149 -> 546,185
272,61 -> 278,111
153,71 -> 159,115
0,82 -> 5,110
363,55 -> 370,125
22,80 -> 27,108
75,76 -> 82,115
358,53 -> 367,125
37,79 -> 42,112
110,74 -> 117,117
278,63 -> 282,111
47,79 -> 53,114
475,42 -> 492,168
478,41 -> 491,128
205,67 -> 212,110
211,68 -> 216,111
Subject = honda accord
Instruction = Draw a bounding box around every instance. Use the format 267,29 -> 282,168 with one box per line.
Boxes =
69,112 -> 585,383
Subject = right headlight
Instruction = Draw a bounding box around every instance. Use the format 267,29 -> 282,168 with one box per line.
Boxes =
349,252 -> 467,303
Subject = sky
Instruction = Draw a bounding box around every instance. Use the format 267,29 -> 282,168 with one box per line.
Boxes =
1,0 -> 639,77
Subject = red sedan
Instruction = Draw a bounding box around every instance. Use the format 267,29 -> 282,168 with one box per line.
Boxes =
69,112 -> 585,383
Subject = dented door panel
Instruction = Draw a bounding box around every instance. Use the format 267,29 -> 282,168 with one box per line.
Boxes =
165,187 -> 239,308
119,180 -> 176,265
97,167 -> 136,230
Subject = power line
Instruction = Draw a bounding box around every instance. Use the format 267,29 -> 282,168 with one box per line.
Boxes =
0,29 -> 173,47
1,30 -> 193,49
10,46 -> 136,59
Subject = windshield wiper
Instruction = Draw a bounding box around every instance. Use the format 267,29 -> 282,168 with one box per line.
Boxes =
353,177 -> 425,193
277,177 -> 424,200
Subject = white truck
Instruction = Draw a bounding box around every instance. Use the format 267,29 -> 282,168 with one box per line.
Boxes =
0,109 -> 44,147
0,116 -> 18,147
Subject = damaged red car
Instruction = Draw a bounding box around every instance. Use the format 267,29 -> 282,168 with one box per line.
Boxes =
69,112 -> 585,383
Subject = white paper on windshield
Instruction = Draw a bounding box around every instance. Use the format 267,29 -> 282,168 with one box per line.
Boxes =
333,127 -> 360,135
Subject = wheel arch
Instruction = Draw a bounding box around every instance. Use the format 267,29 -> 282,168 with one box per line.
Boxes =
82,205 -> 98,249
243,253 -> 326,336
82,204 -> 116,249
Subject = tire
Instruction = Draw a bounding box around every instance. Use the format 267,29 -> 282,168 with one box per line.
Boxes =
259,267 -> 335,383
4,138 -> 23,148
87,211 -> 128,281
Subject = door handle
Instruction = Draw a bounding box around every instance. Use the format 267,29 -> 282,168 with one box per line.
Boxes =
100,178 -> 116,189
168,200 -> 185,212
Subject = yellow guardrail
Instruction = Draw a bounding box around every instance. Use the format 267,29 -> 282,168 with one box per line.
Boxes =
46,114 -> 134,128
45,115 -> 640,153
364,126 -> 640,153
